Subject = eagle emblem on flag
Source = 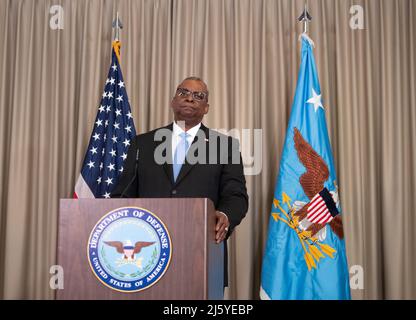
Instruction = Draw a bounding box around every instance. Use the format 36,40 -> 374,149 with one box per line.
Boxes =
270,127 -> 345,271
292,127 -> 344,240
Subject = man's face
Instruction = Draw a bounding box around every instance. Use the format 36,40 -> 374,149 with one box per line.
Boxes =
171,79 -> 209,125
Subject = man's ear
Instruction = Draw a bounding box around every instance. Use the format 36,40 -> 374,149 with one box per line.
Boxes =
204,104 -> 209,114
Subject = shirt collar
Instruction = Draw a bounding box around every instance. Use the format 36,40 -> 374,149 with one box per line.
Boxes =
173,121 -> 201,141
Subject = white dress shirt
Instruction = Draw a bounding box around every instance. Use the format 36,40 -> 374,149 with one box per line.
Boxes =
171,121 -> 201,161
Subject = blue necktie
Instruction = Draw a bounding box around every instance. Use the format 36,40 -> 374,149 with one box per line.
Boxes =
173,132 -> 189,182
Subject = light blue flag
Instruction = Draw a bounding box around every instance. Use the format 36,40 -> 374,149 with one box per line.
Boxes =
260,35 -> 351,300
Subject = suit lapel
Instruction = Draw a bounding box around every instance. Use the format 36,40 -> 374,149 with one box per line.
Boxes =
174,123 -> 210,186
153,123 -> 175,185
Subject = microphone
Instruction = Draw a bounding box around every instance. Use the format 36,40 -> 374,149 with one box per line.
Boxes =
119,148 -> 139,198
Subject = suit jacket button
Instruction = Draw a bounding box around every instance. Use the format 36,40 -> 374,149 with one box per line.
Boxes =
171,189 -> 177,195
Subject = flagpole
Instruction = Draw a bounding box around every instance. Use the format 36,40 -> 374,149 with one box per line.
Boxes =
298,1 -> 312,34
112,11 -> 123,42
112,12 -> 123,61
298,1 -> 314,46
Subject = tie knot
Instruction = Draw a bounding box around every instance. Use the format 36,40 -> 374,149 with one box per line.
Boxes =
179,132 -> 189,140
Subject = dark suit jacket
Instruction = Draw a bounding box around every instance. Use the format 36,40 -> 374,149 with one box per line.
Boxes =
111,123 -> 249,286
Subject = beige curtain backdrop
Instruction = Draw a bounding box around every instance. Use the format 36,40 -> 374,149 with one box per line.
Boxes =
0,0 -> 415,299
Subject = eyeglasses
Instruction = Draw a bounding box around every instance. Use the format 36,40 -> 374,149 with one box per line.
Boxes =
176,87 -> 208,101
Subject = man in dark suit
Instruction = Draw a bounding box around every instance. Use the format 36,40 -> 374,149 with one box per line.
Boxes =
111,77 -> 248,286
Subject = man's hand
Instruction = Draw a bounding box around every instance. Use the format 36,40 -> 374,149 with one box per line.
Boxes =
215,211 -> 230,244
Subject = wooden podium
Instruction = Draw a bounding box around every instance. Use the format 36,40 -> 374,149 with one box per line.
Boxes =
56,198 -> 224,300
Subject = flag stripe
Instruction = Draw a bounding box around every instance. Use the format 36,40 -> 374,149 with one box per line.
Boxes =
311,192 -> 321,202
321,215 -> 334,224
308,198 -> 325,213
315,210 -> 330,223
308,203 -> 327,220
310,209 -> 329,223
74,175 -> 95,198
308,197 -> 324,211
317,212 -> 332,224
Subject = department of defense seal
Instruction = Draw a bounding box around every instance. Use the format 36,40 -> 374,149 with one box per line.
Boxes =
87,207 -> 172,292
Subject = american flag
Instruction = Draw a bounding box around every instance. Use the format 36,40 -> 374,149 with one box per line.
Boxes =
306,187 -> 339,224
74,41 -> 136,199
